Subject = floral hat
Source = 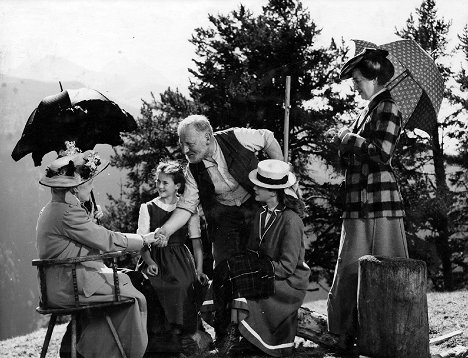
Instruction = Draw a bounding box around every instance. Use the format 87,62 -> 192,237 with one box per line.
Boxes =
248,159 -> 296,189
39,141 -> 109,188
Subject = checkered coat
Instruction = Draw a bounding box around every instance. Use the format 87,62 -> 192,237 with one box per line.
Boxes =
339,90 -> 405,219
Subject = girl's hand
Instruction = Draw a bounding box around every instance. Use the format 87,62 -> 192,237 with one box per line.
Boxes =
146,263 -> 159,276
153,227 -> 169,247
197,272 -> 209,286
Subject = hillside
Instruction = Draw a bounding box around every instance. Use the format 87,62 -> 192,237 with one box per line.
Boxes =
0,291 -> 466,357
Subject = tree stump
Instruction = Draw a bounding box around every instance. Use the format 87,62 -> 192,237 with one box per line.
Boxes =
296,307 -> 339,348
358,255 -> 430,358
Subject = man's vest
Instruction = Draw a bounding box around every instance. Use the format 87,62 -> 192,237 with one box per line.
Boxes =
189,129 -> 258,211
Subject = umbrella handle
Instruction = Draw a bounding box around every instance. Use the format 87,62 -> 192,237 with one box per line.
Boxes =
387,69 -> 410,91
90,190 -> 101,225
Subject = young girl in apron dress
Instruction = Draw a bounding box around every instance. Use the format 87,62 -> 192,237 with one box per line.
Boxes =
136,161 -> 208,350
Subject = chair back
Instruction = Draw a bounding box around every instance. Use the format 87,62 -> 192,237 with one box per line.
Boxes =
32,251 -> 130,310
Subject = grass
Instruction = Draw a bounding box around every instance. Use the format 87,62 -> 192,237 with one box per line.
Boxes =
427,290 -> 468,355
0,290 -> 466,358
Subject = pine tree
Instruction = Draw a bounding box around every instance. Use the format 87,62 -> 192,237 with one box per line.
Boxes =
188,0 -> 357,283
102,88 -> 201,232
395,0 -> 466,290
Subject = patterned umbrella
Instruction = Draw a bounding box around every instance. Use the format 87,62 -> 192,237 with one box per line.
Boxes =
11,88 -> 137,166
352,39 -> 444,135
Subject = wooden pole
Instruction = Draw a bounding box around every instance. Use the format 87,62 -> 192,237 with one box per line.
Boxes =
283,76 -> 291,162
358,255 -> 430,358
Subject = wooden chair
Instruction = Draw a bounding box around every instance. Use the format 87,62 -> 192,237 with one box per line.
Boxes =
32,251 -> 135,358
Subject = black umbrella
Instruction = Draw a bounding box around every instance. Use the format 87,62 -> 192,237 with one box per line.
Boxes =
11,88 -> 137,166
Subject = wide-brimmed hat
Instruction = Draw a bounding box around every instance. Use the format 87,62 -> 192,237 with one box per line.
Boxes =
39,145 -> 109,188
340,48 -> 389,80
248,159 -> 296,189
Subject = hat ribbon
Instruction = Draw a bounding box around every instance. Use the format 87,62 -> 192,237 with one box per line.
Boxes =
256,173 -> 288,185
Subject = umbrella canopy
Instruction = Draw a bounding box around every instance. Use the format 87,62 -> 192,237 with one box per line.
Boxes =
352,39 -> 444,135
11,88 -> 137,166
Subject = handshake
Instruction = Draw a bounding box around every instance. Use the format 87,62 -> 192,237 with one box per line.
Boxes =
141,227 -> 169,248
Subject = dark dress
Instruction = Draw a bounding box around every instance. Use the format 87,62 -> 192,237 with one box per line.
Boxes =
139,199 -> 199,335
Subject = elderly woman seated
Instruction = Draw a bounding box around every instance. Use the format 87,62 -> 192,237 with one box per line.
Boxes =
36,143 -> 157,358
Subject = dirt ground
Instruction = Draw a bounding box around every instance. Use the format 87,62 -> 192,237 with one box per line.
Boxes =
1,292 -> 467,358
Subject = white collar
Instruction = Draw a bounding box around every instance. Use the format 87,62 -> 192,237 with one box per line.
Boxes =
153,197 -> 178,211
202,140 -> 219,166
262,204 -> 280,213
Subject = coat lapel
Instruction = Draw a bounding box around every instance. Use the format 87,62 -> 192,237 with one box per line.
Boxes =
259,204 -> 285,243
259,206 -> 268,239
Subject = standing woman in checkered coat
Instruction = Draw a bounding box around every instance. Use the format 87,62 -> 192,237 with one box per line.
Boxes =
327,48 -> 409,353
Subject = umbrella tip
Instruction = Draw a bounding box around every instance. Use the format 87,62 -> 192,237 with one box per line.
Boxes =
59,81 -> 63,92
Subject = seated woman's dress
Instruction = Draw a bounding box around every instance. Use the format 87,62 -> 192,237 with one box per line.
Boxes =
36,192 -> 148,358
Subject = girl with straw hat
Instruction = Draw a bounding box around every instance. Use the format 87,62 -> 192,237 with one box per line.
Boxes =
215,159 -> 310,357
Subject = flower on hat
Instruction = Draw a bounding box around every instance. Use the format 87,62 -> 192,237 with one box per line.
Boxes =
45,141 -> 102,181
59,141 -> 81,157
81,151 -> 102,178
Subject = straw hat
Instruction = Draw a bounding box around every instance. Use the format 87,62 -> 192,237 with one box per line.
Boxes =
39,143 -> 108,188
248,159 -> 296,189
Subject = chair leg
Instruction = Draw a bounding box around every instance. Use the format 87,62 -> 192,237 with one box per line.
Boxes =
40,314 -> 57,358
105,314 -> 128,358
71,314 -> 77,358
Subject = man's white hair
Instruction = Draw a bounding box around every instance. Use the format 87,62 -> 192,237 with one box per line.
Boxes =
177,115 -> 213,136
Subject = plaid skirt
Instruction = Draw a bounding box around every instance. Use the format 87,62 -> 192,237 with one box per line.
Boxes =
213,250 -> 275,301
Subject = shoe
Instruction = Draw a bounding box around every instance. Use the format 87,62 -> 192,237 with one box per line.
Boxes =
217,322 -> 239,356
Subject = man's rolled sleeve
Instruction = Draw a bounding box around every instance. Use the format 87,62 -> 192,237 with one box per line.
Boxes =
176,166 -> 200,214
188,209 -> 202,238
233,127 -> 275,152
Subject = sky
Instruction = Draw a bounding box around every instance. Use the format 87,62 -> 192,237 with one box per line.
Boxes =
1,0 -> 467,93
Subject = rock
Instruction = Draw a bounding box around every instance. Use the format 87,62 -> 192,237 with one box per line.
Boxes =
431,345 -> 468,358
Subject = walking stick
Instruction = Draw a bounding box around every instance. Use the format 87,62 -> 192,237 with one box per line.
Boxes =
283,76 -> 291,162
